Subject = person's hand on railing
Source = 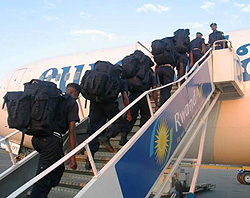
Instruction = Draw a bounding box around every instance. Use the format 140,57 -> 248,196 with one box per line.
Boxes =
70,155 -> 77,170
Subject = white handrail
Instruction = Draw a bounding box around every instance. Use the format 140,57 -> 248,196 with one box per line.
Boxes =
0,130 -> 21,166
213,39 -> 232,50
8,46 -> 214,198
152,48 -> 212,92
0,150 -> 38,180
0,130 -> 20,144
0,111 -> 88,165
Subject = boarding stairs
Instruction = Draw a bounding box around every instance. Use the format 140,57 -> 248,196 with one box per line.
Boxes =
0,40 -> 244,198
48,86 -> 165,197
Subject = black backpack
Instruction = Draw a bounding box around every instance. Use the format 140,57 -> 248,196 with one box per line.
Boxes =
173,29 -> 190,53
24,80 -> 62,136
151,39 -> 172,55
3,92 -> 32,131
135,50 -> 154,80
122,50 -> 154,92
80,61 -> 120,103
126,69 -> 153,92
151,37 -> 176,66
121,54 -> 141,79
3,79 -> 62,136
121,50 -> 154,79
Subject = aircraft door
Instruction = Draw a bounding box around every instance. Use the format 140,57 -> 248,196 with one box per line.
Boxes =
7,68 -> 27,91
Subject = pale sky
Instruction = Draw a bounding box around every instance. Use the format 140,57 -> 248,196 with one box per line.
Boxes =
0,0 -> 250,81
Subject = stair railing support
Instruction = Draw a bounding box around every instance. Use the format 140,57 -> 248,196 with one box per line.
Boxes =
5,139 -> 16,166
189,117 -> 208,193
146,94 -> 154,116
85,144 -> 98,177
154,91 -> 221,198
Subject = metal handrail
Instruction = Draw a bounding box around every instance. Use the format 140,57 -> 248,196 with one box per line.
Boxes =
0,130 -> 20,165
8,46 -> 214,198
213,39 -> 232,50
0,130 -> 20,144
0,96 -> 87,145
0,150 -> 38,180
0,117 -> 89,186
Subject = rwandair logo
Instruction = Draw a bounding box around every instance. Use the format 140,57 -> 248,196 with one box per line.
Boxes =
150,117 -> 173,167
236,43 -> 250,82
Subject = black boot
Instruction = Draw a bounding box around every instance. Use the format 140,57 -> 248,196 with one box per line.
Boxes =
119,132 -> 128,146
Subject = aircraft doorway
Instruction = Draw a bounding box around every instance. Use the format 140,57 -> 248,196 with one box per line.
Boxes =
7,68 -> 27,91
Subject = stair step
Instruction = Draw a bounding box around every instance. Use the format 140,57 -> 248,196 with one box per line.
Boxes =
56,90 -> 179,196
110,133 -> 134,141
59,172 -> 92,188
75,156 -> 110,165
131,125 -> 140,131
65,161 -> 106,172
48,186 -> 80,198
76,152 -> 115,162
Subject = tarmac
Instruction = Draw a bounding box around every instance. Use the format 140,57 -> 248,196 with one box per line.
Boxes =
184,167 -> 250,198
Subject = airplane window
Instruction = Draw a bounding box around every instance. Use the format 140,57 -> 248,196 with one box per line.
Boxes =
47,75 -> 52,81
74,72 -> 80,81
55,74 -> 61,82
64,73 -> 70,81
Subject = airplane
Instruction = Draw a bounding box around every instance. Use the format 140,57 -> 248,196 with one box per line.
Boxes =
0,28 -> 250,191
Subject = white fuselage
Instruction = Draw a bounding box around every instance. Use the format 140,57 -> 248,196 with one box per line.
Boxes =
0,29 -> 250,165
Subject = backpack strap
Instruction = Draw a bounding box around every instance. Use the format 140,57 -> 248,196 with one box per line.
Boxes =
2,100 -> 6,109
19,130 -> 25,155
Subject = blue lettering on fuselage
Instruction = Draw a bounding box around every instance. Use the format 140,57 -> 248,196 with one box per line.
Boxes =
39,60 -> 123,92
39,64 -> 85,92
40,68 -> 58,82
236,43 -> 250,81
39,61 -> 121,92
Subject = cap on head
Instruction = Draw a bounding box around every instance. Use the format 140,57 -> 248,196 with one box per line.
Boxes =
66,83 -> 81,94
210,23 -> 217,27
196,32 -> 203,36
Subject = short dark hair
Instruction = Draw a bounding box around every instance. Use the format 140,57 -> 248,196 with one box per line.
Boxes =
66,83 -> 81,93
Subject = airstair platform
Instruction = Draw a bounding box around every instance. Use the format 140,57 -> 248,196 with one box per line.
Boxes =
212,40 -> 244,99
